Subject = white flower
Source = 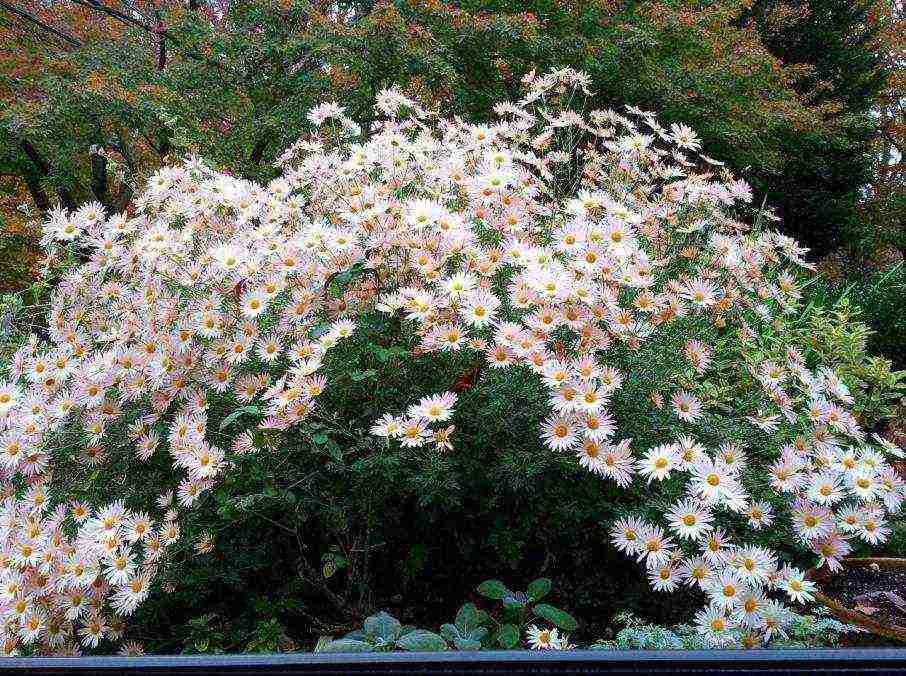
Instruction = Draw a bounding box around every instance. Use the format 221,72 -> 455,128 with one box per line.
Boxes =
638,444 -> 678,483
0,382 -> 21,414
780,569 -> 816,604
525,624 -> 560,650
666,499 -> 714,541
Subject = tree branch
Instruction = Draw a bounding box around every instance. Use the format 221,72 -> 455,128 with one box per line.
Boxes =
113,128 -> 138,175
154,9 -> 167,70
20,168 -> 51,212
70,0 -> 236,77
0,1 -> 82,48
249,132 -> 272,165
16,137 -> 78,211
90,152 -> 113,210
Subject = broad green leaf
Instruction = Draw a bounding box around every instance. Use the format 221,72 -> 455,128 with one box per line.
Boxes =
477,579 -> 509,600
440,623 -> 461,643
364,611 -> 401,642
474,608 -> 491,626
321,639 -> 374,653
496,623 -> 519,648
502,593 -> 525,610
527,577 -> 552,601
468,627 -> 488,643
455,603 -> 479,632
533,604 -> 578,630
219,406 -> 260,430
396,630 -> 447,651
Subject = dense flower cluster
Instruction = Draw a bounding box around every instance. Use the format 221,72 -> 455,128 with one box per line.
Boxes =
1,68 -> 902,654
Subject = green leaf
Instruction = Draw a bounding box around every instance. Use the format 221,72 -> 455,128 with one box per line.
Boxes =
371,344 -> 407,362
219,406 -> 260,430
342,630 -> 367,641
496,623 -> 519,648
477,579 -> 509,600
321,438 -> 343,462
350,369 -> 377,381
364,612 -> 401,642
395,630 -> 447,651
527,578 -> 552,601
310,323 -> 331,338
453,638 -> 482,650
440,623 -> 461,643
533,604 -> 578,631
474,608 -> 491,626
321,639 -> 374,653
455,603 -> 480,633
467,627 -> 488,643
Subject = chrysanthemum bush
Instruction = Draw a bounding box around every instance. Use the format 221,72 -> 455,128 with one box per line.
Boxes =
1,67 -> 904,655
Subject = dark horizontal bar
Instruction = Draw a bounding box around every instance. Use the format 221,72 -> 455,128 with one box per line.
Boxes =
1,649 -> 905,676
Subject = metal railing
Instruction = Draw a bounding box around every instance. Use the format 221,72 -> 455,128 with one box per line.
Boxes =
1,648 -> 904,675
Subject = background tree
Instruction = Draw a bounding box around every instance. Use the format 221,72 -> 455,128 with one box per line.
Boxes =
1,0 -> 899,295
855,0 -> 904,267
747,0 -> 896,259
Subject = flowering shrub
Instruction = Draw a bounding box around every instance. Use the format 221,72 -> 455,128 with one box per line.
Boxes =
1,67 -> 904,655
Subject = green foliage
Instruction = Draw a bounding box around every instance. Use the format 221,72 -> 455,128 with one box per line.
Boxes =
793,293 -> 906,424
534,604 -> 578,632
284,603 -> 861,652
2,0 -> 895,274
746,0 -> 890,256
474,577 -> 578,645
181,614 -> 227,655
321,611 -> 447,652
440,603 -> 489,650
476,580 -> 509,600
4,42 -> 900,651
593,609 -> 859,650
808,264 -> 906,370
320,578 -> 577,653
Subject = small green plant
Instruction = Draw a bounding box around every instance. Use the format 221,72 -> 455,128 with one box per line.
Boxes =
319,576 -> 578,652
180,614 -> 228,655
440,603 -> 489,650
592,609 -> 859,650
320,612 -> 447,652
593,612 -> 701,650
472,577 -> 577,649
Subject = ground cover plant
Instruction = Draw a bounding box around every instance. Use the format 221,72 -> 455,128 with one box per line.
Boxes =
0,67 -> 904,656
